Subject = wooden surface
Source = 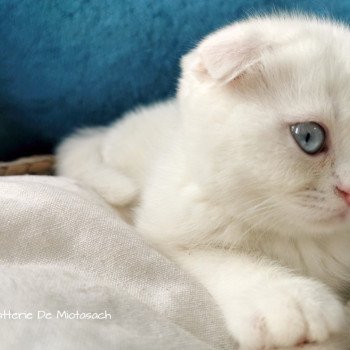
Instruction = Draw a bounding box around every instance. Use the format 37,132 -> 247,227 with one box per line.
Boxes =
0,155 -> 55,176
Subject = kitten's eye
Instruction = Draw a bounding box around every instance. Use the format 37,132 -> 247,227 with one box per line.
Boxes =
290,122 -> 326,155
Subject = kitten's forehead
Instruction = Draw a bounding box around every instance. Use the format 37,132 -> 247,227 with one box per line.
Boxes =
236,22 -> 350,158
258,31 -> 350,125
234,17 -> 350,94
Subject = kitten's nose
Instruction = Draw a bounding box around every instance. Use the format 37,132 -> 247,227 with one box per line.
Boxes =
336,186 -> 350,206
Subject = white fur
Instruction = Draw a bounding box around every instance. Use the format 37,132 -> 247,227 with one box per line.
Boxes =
56,15 -> 350,349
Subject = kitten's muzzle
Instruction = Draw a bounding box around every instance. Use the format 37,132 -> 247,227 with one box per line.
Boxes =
335,186 -> 350,207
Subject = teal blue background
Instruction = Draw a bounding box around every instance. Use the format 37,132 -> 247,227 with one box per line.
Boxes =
1,0 -> 349,160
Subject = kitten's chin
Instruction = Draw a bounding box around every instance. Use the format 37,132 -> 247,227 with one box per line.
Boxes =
296,210 -> 350,236
277,206 -> 350,236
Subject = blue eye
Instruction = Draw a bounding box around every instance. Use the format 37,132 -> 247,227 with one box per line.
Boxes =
290,122 -> 326,155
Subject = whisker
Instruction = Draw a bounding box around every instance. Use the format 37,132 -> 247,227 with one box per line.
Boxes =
224,207 -> 282,250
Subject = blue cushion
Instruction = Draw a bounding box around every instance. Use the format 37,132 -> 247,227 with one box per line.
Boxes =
0,0 -> 348,160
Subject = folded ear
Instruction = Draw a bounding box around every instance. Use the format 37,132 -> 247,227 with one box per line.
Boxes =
185,23 -> 269,83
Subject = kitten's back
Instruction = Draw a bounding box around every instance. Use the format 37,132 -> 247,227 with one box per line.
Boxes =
56,99 -> 179,214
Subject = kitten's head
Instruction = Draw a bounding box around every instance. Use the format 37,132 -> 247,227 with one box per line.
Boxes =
178,15 -> 350,237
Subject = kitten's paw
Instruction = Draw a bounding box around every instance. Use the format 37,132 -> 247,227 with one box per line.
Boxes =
226,278 -> 347,350
84,167 -> 138,206
96,174 -> 138,206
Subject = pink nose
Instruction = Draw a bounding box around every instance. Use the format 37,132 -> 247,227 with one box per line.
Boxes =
336,186 -> 350,206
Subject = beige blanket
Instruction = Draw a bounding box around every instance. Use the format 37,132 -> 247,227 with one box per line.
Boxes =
0,176 -> 348,349
0,176 -> 233,350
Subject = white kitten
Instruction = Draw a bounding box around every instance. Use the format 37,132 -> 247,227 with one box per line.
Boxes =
56,15 -> 350,349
